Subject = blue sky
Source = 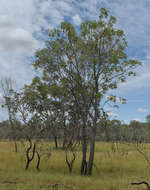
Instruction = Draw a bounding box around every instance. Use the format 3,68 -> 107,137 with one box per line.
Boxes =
0,0 -> 150,123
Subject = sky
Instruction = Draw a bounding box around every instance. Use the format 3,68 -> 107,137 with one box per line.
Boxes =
0,0 -> 150,123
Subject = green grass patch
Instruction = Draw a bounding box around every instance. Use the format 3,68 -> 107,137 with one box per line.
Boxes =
0,141 -> 149,189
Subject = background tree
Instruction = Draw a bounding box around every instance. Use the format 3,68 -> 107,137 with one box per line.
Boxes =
146,114 -> 150,124
18,90 -> 52,170
0,77 -> 19,152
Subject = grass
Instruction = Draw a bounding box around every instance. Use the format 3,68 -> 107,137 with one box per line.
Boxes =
0,141 -> 150,189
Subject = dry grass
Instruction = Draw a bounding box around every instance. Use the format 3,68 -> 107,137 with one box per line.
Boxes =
0,141 -> 150,190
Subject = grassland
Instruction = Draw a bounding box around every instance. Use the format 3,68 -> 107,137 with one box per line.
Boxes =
0,141 -> 150,190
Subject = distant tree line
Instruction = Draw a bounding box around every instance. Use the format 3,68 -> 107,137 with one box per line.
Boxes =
1,118 -> 150,143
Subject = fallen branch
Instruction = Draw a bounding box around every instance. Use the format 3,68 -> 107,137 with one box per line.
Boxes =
131,181 -> 150,190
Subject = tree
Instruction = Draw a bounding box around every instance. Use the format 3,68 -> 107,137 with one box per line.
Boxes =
23,76 -> 70,149
146,114 -> 150,124
0,77 -> 18,152
30,8 -> 141,175
10,90 -> 51,171
23,78 -> 81,173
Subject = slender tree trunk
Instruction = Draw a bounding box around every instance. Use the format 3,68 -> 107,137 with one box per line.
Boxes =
14,140 -> 18,153
87,126 -> 96,175
51,128 -> 58,149
25,141 -> 36,170
36,151 -> 40,171
87,83 -> 98,175
65,150 -> 76,174
54,135 -> 58,149
25,159 -> 30,170
9,113 -> 18,153
80,125 -> 87,175
105,125 -> 110,142
62,120 -> 67,149
62,135 -> 67,149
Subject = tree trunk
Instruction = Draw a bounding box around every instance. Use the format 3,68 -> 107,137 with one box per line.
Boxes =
25,141 -> 36,170
54,136 -> 58,149
87,126 -> 96,175
88,84 -> 98,175
9,113 -> 18,153
62,137 -> 67,149
25,159 -> 30,170
80,125 -> 87,175
36,151 -> 40,171
14,140 -> 18,153
62,126 -> 67,149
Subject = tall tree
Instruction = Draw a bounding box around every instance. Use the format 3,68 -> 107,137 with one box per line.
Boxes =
31,8 -> 141,175
0,77 -> 18,152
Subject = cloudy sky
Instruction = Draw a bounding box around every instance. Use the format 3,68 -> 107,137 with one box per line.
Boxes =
0,0 -> 150,123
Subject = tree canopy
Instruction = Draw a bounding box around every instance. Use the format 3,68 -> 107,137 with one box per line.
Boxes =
28,8 -> 141,175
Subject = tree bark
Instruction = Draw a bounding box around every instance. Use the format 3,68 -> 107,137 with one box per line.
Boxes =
80,125 -> 87,175
54,135 -> 58,149
52,129 -> 58,149
14,140 -> 18,153
9,112 -> 18,153
36,151 -> 40,171
62,120 -> 67,149
87,126 -> 96,175
25,140 -> 36,170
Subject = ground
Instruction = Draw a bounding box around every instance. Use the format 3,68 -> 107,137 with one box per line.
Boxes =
0,141 -> 149,190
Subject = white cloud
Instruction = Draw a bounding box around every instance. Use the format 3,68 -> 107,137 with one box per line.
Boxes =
107,112 -> 119,117
137,108 -> 148,113
0,93 -> 3,99
72,14 -> 82,25
0,15 -> 12,28
132,118 -> 141,122
0,0 -> 71,90
0,0 -> 84,92
0,27 -> 37,53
